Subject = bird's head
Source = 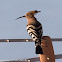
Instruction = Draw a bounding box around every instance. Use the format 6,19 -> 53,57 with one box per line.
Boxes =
25,10 -> 41,18
15,10 -> 41,20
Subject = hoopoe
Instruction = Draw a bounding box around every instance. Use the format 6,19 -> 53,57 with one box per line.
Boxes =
15,10 -> 43,54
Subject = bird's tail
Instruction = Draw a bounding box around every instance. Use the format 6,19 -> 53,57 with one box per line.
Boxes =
35,44 -> 43,54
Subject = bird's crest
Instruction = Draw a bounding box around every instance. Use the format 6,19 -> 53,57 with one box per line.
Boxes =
15,10 -> 41,20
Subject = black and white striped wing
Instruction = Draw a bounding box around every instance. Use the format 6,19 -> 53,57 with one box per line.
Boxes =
26,25 -> 43,42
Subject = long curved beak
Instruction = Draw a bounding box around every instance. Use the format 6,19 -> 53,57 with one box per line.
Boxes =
15,16 -> 25,20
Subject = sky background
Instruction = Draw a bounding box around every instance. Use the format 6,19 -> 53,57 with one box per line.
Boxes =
0,0 -> 62,62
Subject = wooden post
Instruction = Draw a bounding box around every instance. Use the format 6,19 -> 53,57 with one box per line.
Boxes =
39,36 -> 55,62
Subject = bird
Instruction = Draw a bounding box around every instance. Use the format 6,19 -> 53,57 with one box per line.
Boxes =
15,10 -> 43,54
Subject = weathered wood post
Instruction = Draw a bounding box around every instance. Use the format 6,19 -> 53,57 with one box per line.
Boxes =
39,36 -> 55,62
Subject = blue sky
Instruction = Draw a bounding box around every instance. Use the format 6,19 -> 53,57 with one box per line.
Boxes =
0,0 -> 62,62
0,0 -> 62,39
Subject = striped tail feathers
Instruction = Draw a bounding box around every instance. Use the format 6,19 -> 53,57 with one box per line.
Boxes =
27,24 -> 43,54
35,44 -> 43,54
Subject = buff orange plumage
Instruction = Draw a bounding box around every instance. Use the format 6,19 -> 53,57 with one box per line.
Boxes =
15,10 -> 43,54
